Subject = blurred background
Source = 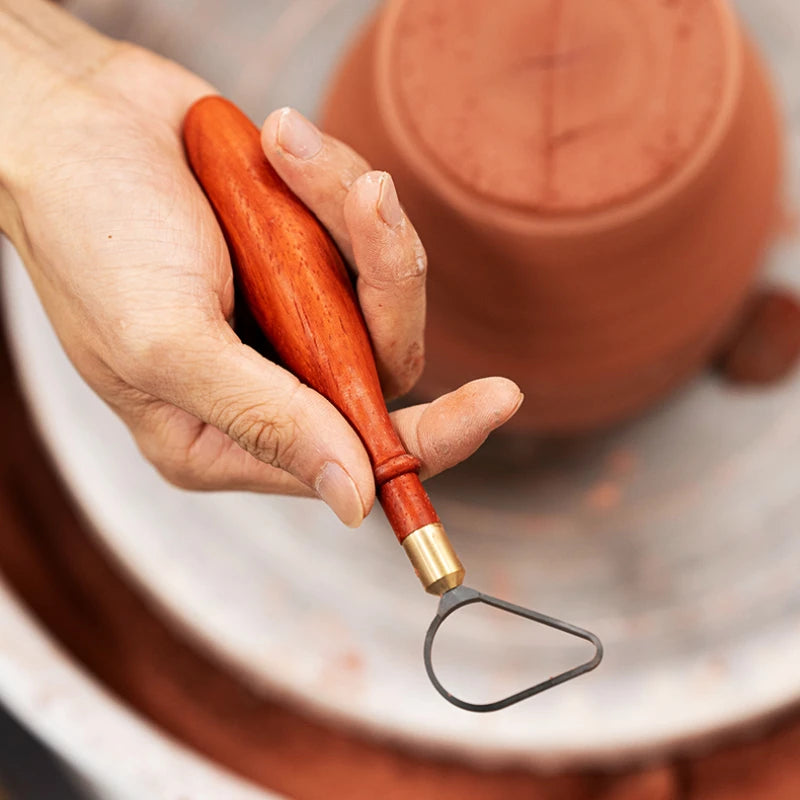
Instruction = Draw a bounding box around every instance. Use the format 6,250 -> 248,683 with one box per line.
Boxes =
3,0 -> 800,798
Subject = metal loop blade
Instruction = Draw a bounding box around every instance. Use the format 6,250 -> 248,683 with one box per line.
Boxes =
423,585 -> 603,713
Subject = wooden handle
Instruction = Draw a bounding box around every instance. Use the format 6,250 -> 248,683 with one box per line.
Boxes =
182,96 -> 438,543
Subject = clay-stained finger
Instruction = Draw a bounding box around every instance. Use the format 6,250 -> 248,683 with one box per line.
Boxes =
120,375 -> 521,519
261,107 -> 371,263
389,377 -> 524,479
344,170 -> 428,399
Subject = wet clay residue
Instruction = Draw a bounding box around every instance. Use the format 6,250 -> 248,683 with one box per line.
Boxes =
716,289 -> 800,385
322,0 -> 783,432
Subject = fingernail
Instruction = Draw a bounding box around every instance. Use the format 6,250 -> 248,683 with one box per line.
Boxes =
276,107 -> 322,160
315,462 -> 364,528
496,391 -> 525,425
377,173 -> 404,228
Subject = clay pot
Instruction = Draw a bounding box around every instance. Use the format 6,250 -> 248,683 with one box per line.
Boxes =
320,0 -> 782,432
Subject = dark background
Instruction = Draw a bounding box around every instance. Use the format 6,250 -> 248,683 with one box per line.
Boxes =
0,705 -> 87,800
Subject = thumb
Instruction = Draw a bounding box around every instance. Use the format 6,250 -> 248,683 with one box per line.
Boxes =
137,325 -> 374,527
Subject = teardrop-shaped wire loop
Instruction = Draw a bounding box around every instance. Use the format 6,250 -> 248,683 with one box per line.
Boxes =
423,585 -> 603,713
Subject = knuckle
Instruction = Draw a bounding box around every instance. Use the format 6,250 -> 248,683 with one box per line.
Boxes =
361,234 -> 427,290
213,397 -> 300,468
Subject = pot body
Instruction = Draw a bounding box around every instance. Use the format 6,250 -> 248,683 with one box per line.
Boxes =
321,0 -> 783,432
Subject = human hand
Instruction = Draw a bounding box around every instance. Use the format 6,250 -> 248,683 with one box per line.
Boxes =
1,11 -> 522,527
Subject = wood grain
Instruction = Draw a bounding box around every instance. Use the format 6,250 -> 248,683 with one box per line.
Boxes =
183,95 -> 438,542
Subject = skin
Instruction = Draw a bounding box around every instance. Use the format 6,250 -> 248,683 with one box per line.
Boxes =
0,0 -> 522,528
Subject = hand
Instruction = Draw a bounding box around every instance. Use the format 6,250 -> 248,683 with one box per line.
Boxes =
1,18 -> 522,527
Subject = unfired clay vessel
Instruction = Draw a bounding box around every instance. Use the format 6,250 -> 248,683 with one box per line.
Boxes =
321,0 -> 782,432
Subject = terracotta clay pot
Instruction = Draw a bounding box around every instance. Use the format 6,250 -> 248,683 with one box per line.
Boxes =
320,0 -> 782,432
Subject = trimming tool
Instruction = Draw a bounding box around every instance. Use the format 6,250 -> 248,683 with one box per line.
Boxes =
183,96 -> 602,711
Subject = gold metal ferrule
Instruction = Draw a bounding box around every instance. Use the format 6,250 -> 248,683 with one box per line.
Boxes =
402,523 -> 465,595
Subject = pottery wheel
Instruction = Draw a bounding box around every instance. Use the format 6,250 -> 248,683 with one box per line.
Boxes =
4,0 -> 800,766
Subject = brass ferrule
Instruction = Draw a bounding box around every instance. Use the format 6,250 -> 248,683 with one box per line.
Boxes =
402,523 -> 465,595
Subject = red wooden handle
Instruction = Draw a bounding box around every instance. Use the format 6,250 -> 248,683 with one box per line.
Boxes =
182,96 -> 438,542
